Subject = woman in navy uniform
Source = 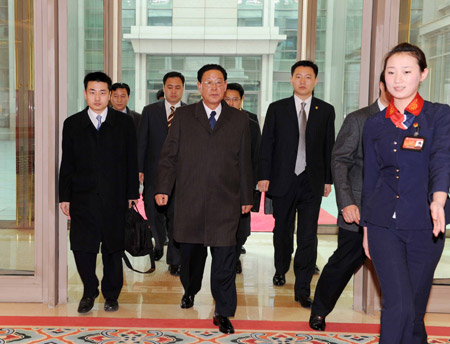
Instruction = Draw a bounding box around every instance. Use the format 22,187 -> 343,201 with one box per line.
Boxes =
361,42 -> 450,343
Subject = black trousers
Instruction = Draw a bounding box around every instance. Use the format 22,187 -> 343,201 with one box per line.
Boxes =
180,243 -> 237,317
311,227 -> 365,317
73,247 -> 123,300
272,171 -> 322,298
144,188 -> 181,266
235,212 -> 250,260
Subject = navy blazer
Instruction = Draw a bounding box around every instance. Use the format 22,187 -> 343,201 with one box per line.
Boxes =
361,101 -> 450,230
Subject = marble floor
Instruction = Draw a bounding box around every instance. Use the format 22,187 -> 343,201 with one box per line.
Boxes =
1,232 -> 450,330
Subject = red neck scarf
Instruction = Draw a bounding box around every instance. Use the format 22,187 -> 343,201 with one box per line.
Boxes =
385,93 -> 424,129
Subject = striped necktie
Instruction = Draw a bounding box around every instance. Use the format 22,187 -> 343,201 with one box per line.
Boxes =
168,106 -> 175,128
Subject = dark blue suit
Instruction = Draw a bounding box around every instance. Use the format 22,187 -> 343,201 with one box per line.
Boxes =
361,101 -> 450,344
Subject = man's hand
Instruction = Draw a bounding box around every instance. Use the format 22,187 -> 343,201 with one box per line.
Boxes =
241,205 -> 253,214
323,184 -> 332,197
258,180 -> 270,193
139,173 -> 144,184
128,199 -> 139,208
60,202 -> 70,217
342,204 -> 360,225
155,194 -> 169,206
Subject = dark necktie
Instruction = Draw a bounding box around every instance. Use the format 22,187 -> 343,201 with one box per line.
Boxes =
168,106 -> 175,128
96,115 -> 102,131
209,111 -> 217,129
295,102 -> 307,175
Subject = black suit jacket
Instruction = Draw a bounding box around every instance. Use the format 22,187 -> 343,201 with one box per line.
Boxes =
259,96 -> 335,197
332,101 -> 380,231
126,107 -> 141,132
59,107 -> 139,253
138,100 -> 186,199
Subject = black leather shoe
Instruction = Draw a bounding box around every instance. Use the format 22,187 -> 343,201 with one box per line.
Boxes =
77,291 -> 99,314
180,294 -> 194,309
154,249 -> 163,261
104,299 -> 119,312
314,265 -> 320,275
213,315 -> 235,334
169,264 -> 181,276
240,246 -> 246,254
236,259 -> 242,274
272,273 -> 285,286
295,295 -> 313,308
309,314 -> 326,331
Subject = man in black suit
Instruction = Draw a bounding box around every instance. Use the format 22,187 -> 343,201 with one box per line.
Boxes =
155,64 -> 253,334
258,60 -> 335,308
111,82 -> 141,132
309,75 -> 391,331
224,83 -> 261,273
59,72 -> 139,314
138,71 -> 185,275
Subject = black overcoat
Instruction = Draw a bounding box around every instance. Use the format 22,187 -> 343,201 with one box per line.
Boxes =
59,107 -> 139,253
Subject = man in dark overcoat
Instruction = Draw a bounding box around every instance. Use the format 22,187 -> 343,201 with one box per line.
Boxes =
138,72 -> 186,274
224,82 -> 261,273
110,82 -> 141,132
155,64 -> 253,334
59,72 -> 139,314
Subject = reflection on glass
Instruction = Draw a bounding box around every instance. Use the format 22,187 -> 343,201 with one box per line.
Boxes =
273,0 -> 298,101
67,0 -> 104,117
146,55 -> 262,115
315,0 -> 363,129
148,0 -> 172,26
0,0 -> 35,275
407,0 -> 450,105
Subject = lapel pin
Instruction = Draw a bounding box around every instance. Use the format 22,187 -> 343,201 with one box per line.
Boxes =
315,106 -> 318,110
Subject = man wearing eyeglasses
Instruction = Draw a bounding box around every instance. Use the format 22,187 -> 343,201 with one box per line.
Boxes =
111,83 -> 141,133
154,64 -> 253,335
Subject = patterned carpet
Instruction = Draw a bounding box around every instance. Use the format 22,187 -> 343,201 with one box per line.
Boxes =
1,317 -> 450,343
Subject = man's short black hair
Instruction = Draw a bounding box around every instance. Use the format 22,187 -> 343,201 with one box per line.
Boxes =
290,60 -> 319,77
226,83 -> 244,98
83,71 -> 112,90
156,89 -> 164,100
163,71 -> 185,85
197,64 -> 227,82
111,82 -> 130,96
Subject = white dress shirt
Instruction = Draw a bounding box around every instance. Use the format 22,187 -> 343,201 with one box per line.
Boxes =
88,107 -> 108,129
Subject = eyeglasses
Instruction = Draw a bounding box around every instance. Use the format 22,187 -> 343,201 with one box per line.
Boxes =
202,80 -> 225,88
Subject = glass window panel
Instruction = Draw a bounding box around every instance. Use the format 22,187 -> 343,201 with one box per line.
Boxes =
0,0 -> 35,275
147,0 -> 172,26
273,0 -> 298,101
407,0 -> 450,105
67,0 -> 104,121
146,55 -> 261,115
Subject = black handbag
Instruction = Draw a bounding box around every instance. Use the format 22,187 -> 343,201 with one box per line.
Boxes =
122,202 -> 155,273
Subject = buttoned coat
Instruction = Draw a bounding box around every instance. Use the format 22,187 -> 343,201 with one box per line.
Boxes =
332,101 -> 380,232
155,100 -> 253,246
59,107 -> 139,253
361,101 -> 450,230
259,96 -> 335,197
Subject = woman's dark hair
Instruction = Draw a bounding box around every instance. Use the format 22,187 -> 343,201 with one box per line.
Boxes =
382,42 -> 427,73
